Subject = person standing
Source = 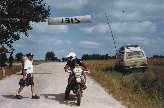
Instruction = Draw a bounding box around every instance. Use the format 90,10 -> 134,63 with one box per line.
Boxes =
15,53 -> 40,99
9,52 -> 14,68
0,48 -> 7,77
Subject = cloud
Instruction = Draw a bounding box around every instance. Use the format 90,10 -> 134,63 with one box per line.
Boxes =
29,21 -> 68,35
142,38 -> 163,56
11,0 -> 164,59
46,0 -> 88,10
80,24 -> 108,34
92,0 -> 164,21
81,21 -> 156,35
112,21 -> 156,34
65,41 -> 72,45
79,41 -> 101,48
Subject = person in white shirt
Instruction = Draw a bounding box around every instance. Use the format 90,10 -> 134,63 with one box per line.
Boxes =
15,53 -> 40,99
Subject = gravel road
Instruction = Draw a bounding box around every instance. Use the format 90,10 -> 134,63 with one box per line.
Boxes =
0,62 -> 126,108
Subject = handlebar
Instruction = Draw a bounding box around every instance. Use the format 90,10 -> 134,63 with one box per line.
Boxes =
67,70 -> 72,73
83,70 -> 91,73
65,69 -> 90,73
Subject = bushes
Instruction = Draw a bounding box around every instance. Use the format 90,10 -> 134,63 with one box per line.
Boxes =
122,72 -> 164,99
141,76 -> 164,98
122,73 -> 144,93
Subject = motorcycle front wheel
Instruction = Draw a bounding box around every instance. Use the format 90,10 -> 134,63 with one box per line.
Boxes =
76,85 -> 81,106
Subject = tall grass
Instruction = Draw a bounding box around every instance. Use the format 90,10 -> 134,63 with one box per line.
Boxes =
0,65 -> 21,79
33,60 -> 45,65
84,59 -> 164,108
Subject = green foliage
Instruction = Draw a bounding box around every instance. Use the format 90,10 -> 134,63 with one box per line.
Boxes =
122,73 -> 144,93
32,60 -> 45,65
141,76 -> 164,98
62,57 -> 67,62
45,51 -> 59,61
81,54 -> 115,60
15,52 -> 23,61
152,55 -> 164,58
0,0 -> 50,47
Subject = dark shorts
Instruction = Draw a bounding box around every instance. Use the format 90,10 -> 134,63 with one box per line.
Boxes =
26,74 -> 34,86
19,74 -> 34,87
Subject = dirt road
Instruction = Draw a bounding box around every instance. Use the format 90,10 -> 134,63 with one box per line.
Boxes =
0,62 -> 126,108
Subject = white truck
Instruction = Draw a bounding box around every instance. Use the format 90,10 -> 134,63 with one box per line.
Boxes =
115,44 -> 148,72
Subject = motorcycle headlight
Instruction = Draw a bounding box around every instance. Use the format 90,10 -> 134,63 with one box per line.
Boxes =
76,78 -> 81,83
75,72 -> 81,76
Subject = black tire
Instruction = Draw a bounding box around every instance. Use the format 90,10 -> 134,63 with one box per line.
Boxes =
76,86 -> 81,106
142,68 -> 146,73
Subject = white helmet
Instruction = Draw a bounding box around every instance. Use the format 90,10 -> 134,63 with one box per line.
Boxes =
66,52 -> 76,58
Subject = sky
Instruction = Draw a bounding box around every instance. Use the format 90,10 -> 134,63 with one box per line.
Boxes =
12,0 -> 164,60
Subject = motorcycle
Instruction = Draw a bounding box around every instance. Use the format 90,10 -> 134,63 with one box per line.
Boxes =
65,66 -> 90,106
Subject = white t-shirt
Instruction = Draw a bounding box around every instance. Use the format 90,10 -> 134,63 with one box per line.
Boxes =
24,59 -> 33,74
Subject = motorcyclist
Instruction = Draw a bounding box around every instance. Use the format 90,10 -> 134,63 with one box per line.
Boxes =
64,52 -> 89,100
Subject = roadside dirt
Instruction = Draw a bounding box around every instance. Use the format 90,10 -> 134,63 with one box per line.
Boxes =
0,62 -> 126,108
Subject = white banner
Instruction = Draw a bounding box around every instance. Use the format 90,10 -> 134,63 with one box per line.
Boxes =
48,15 -> 92,25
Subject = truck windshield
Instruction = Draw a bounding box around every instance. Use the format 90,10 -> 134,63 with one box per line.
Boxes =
126,51 -> 144,59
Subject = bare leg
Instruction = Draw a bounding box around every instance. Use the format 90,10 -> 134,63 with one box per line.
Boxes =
31,85 -> 34,94
31,84 -> 40,99
21,68 -> 24,75
15,86 -> 24,99
2,67 -> 5,77
31,76 -> 34,94
18,86 -> 24,94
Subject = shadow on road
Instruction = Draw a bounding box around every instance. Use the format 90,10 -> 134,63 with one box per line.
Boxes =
2,95 -> 15,99
41,93 -> 77,106
15,73 -> 51,75
32,73 -> 51,74
2,95 -> 29,99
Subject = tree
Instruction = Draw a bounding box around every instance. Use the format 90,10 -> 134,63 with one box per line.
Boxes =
62,57 -> 67,62
152,55 -> 164,58
81,54 -> 89,60
45,51 -> 58,61
15,52 -> 23,61
0,0 -> 50,47
81,54 -> 115,60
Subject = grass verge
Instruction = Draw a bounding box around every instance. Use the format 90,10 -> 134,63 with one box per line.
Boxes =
0,65 -> 21,80
33,60 -> 45,65
84,59 -> 164,108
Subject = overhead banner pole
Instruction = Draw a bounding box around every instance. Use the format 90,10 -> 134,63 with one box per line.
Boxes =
48,15 -> 92,25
